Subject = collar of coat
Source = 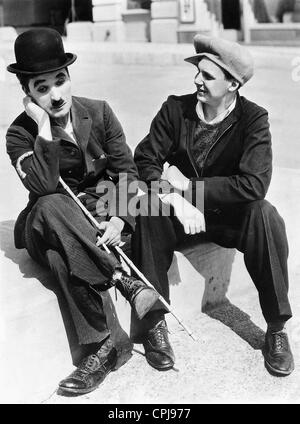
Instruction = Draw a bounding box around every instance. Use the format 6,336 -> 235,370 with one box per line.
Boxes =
51,96 -> 92,152
15,96 -> 93,151
69,96 -> 92,152
182,92 -> 243,129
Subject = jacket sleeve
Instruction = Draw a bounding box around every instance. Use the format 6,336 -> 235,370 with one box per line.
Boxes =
102,101 -> 139,231
134,98 -> 176,193
6,123 -> 60,196
192,108 -> 273,208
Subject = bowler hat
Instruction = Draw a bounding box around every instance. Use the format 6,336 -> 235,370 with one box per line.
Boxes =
185,34 -> 254,86
7,28 -> 77,75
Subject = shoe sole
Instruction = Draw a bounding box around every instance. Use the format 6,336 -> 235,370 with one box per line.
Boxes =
58,368 -> 113,396
58,348 -> 134,396
134,289 -> 160,320
58,369 -> 113,396
58,350 -> 131,397
264,359 -> 295,376
145,356 -> 174,371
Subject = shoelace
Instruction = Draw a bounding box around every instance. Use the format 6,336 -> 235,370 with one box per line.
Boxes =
122,275 -> 134,287
78,354 -> 99,373
272,332 -> 288,351
120,275 -> 140,296
149,322 -> 169,347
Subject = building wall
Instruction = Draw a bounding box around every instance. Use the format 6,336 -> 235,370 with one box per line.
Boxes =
1,0 -> 92,28
2,0 -> 66,26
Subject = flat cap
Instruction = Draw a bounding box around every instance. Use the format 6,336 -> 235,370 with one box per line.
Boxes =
185,34 -> 254,86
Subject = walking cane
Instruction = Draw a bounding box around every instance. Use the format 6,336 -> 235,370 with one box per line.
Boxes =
59,177 -> 197,341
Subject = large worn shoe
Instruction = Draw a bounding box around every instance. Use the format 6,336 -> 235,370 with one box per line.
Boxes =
143,319 -> 175,371
58,339 -> 118,395
264,330 -> 295,376
113,272 -> 159,320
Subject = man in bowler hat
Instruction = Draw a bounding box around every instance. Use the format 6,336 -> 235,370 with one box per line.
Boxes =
133,35 -> 295,376
6,28 -> 160,395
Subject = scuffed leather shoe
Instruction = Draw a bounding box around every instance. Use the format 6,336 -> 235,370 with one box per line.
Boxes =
143,319 -> 175,371
264,330 -> 294,376
58,339 -> 118,395
113,272 -> 159,320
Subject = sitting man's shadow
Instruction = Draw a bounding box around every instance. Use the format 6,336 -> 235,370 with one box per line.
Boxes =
0,219 -> 91,366
0,220 -> 55,288
1,220 -> 265,357
170,234 -> 266,351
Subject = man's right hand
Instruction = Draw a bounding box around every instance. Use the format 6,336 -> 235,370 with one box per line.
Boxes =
160,192 -> 206,235
23,96 -> 48,126
96,217 -> 124,247
23,96 -> 52,140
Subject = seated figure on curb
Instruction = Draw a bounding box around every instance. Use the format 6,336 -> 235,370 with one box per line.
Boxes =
132,35 -> 295,376
6,28 -> 160,396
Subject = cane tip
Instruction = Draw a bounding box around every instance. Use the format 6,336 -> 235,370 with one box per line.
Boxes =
190,333 -> 198,342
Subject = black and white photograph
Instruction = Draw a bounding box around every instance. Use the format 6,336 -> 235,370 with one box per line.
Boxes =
0,0 -> 300,407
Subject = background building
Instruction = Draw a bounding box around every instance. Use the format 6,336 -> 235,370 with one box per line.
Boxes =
1,0 -> 300,43
0,0 -> 92,34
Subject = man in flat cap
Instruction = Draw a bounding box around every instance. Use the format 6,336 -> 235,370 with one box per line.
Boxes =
6,28 -> 160,396
133,35 -> 294,376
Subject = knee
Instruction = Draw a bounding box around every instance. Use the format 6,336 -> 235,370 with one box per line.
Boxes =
243,199 -> 284,224
244,199 -> 271,213
137,193 -> 161,217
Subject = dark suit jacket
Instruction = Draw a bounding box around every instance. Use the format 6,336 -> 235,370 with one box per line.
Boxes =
134,92 -> 272,210
6,96 -> 138,248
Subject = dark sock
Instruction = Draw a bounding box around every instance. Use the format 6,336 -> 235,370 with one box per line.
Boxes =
85,335 -> 110,356
267,321 -> 286,333
144,310 -> 165,329
130,310 -> 166,343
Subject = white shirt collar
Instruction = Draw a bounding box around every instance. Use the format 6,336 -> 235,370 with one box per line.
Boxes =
65,113 -> 73,135
196,96 -> 237,125
64,113 -> 77,144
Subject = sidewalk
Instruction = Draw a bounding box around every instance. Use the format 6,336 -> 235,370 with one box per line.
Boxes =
0,42 -> 300,404
1,165 -> 300,404
2,38 -> 300,67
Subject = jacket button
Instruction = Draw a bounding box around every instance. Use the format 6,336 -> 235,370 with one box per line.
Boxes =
70,149 -> 76,156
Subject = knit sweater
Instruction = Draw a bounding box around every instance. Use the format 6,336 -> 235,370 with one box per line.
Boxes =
190,119 -> 220,173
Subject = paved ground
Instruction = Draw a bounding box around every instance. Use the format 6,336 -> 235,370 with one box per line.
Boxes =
0,41 -> 300,405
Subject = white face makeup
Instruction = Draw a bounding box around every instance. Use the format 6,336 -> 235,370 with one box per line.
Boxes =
28,68 -> 72,119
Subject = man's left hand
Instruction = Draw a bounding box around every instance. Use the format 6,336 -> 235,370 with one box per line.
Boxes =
96,217 -> 124,247
164,165 -> 190,191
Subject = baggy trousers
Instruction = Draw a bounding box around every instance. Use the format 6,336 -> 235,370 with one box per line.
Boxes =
131,196 -> 292,340
24,193 -> 132,366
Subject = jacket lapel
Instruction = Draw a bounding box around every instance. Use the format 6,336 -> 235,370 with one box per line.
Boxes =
183,92 -> 199,121
71,96 -> 92,153
184,91 -> 242,127
51,125 -> 78,145
217,92 -> 243,133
